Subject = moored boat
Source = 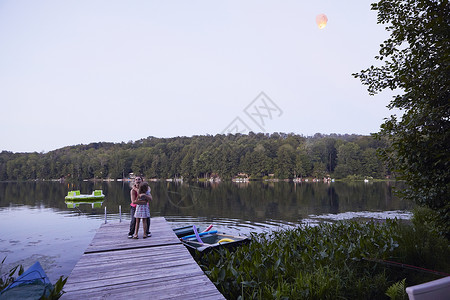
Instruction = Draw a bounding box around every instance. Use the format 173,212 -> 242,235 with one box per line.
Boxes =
65,190 -> 105,201
181,231 -> 250,254
0,261 -> 53,299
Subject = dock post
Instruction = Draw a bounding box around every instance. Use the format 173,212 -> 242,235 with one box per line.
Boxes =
119,205 -> 122,222
104,207 -> 107,224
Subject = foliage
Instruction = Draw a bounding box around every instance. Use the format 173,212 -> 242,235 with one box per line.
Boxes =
334,142 -> 362,178
411,206 -> 448,238
0,257 -> 67,299
42,276 -> 68,300
394,210 -> 450,282
0,133 -> 389,181
385,278 -> 407,300
0,257 -> 24,291
353,0 -> 450,238
342,174 -> 366,181
197,220 -> 449,299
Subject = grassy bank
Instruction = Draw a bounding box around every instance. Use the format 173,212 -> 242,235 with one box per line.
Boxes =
197,217 -> 449,299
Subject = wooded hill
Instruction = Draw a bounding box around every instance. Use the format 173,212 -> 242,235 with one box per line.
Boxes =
0,133 -> 390,181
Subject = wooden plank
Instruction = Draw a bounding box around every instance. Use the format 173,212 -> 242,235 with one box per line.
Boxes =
66,257 -> 203,285
71,245 -> 189,267
63,275 -> 223,299
67,250 -> 199,276
64,265 -> 207,291
84,217 -> 180,253
62,217 -> 224,300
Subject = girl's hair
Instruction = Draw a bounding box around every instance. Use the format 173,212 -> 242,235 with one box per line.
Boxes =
139,182 -> 149,194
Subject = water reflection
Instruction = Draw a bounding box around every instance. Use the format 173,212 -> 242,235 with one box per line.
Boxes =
153,180 -> 410,223
64,200 -> 103,208
0,180 -> 411,222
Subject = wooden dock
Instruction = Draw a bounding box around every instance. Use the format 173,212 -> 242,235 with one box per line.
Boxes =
61,217 -> 225,300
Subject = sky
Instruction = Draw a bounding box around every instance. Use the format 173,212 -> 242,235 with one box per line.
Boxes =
0,0 -> 398,153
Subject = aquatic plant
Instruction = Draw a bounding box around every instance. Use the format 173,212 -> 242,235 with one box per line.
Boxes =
198,220 -> 449,299
0,257 -> 24,291
385,278 -> 407,300
43,276 -> 68,300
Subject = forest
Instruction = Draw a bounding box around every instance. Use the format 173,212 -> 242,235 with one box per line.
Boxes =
0,132 -> 390,181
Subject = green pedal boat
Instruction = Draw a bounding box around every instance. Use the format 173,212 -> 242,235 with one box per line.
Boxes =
64,190 -> 105,208
65,190 -> 105,201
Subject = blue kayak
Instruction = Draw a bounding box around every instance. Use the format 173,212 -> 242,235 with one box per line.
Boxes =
0,261 -> 53,299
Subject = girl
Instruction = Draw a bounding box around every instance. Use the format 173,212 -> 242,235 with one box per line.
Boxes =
133,182 -> 151,239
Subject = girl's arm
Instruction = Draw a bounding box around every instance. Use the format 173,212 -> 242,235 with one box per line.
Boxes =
138,193 -> 152,202
132,189 -> 147,205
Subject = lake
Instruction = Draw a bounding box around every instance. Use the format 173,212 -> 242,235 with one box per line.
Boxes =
0,180 -> 413,283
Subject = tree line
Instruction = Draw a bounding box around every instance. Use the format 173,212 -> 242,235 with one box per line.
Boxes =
0,133 -> 390,181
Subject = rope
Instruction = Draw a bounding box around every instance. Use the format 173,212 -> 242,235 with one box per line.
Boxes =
364,258 -> 450,277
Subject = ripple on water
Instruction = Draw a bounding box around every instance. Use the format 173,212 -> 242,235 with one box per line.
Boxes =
306,210 -> 413,222
165,216 -> 298,236
1,254 -> 59,279
166,210 -> 412,236
27,240 -> 42,245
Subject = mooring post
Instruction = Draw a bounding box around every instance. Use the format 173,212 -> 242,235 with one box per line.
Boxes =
104,206 -> 107,224
119,205 -> 122,223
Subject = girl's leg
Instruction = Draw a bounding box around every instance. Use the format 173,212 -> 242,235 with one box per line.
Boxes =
134,218 -> 141,238
143,219 -> 148,238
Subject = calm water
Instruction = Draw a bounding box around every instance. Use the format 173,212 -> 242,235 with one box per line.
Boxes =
0,180 -> 413,282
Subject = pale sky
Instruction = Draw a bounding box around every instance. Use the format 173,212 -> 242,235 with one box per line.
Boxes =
0,0 -> 396,153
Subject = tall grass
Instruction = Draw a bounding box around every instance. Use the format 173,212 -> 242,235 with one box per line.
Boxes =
198,219 -> 449,299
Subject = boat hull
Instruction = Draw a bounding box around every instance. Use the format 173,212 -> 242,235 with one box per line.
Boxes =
182,233 -> 250,255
